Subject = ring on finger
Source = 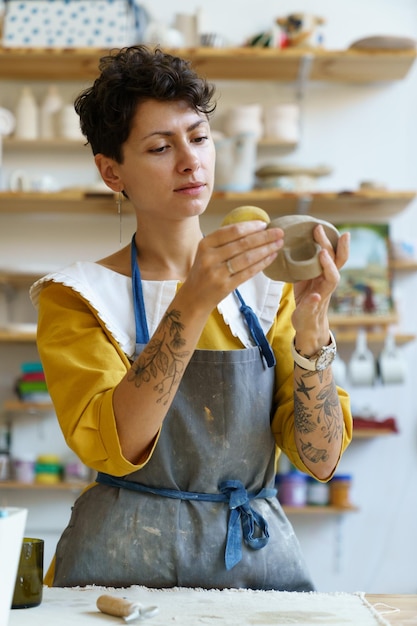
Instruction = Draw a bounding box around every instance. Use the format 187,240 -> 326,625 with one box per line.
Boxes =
226,259 -> 235,275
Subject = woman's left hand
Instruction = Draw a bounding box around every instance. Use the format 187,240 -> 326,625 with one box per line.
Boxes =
291,225 -> 350,348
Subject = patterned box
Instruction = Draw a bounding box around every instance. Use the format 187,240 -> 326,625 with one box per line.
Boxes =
3,0 -> 139,48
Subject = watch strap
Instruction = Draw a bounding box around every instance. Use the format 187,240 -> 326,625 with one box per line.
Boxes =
291,331 -> 337,371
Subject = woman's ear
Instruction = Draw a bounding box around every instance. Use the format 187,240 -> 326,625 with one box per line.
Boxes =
94,154 -> 123,192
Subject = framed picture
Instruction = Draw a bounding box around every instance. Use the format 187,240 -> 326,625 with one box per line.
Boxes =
330,223 -> 393,316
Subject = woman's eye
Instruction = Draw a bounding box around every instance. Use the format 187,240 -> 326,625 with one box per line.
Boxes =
150,145 -> 169,153
192,135 -> 208,144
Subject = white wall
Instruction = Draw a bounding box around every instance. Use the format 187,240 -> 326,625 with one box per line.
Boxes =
1,0 -> 417,593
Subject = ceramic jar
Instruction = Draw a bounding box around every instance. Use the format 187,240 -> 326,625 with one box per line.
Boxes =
223,104 -> 263,140
174,12 -> 199,46
39,85 -> 63,139
214,133 -> 257,192
58,105 -> 84,141
263,103 -> 300,143
14,87 -> 39,140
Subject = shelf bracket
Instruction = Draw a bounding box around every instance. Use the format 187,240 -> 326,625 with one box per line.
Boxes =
296,194 -> 312,215
295,53 -> 314,101
294,53 -> 313,150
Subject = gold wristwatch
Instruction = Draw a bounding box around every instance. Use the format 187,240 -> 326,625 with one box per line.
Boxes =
291,331 -> 337,372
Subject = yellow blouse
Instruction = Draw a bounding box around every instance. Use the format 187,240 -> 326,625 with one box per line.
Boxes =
34,276 -> 351,481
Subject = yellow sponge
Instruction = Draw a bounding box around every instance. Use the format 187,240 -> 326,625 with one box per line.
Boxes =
221,205 -> 271,226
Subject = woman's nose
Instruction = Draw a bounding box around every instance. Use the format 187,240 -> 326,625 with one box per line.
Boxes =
177,144 -> 199,172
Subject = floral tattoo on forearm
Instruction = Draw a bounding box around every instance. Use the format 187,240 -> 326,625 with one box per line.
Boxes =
294,370 -> 342,464
128,309 -> 190,405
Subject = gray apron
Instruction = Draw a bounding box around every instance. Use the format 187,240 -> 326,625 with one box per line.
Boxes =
52,237 -> 314,591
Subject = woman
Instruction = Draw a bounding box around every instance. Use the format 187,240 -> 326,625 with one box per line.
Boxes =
30,46 -> 351,591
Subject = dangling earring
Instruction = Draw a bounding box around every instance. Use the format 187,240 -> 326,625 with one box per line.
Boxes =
116,191 -> 123,245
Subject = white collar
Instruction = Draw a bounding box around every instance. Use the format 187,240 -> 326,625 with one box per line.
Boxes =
30,263 -> 284,359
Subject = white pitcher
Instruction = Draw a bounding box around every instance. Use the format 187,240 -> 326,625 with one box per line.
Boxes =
214,133 -> 257,192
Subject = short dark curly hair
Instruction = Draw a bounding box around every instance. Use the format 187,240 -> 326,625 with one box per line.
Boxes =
74,45 -> 217,163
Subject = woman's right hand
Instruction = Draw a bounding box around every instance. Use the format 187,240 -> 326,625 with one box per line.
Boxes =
183,221 -> 284,311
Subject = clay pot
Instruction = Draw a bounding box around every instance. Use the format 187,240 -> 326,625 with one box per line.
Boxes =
264,215 -> 339,282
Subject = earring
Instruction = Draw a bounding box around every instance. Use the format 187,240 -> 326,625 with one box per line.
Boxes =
116,191 -> 122,245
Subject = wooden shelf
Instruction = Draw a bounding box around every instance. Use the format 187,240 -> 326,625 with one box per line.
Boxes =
208,190 -> 416,221
1,329 -> 414,346
0,329 -> 37,342
258,138 -> 297,149
329,313 -> 398,327
3,400 -> 53,412
0,480 -> 86,491
0,189 -> 414,220
353,429 -> 396,439
390,258 -> 417,272
283,504 -> 358,515
0,271 -> 42,286
3,137 -> 86,150
0,190 -> 119,214
3,136 -> 295,151
1,261 -> 413,291
329,313 -> 415,345
0,47 -> 415,82
0,312 -> 414,350
334,331 -> 414,346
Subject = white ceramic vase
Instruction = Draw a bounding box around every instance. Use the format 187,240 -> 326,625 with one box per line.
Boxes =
214,132 -> 257,192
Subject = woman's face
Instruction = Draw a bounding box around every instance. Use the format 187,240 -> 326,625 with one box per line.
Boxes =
116,99 -> 215,223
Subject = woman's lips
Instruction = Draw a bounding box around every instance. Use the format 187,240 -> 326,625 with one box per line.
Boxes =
175,183 -> 206,195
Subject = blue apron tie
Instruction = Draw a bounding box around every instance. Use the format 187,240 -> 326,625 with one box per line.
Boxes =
219,480 -> 275,570
96,472 -> 276,570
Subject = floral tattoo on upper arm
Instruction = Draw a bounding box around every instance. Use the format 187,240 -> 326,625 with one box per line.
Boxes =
128,309 -> 190,405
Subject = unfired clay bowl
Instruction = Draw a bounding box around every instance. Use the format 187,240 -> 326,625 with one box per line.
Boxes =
264,215 -> 340,282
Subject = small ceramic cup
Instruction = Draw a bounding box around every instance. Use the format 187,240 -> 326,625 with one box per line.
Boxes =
12,538 -> 44,609
347,329 -> 376,387
378,334 -> 406,385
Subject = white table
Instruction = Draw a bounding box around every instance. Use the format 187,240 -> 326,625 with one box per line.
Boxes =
8,586 -> 416,625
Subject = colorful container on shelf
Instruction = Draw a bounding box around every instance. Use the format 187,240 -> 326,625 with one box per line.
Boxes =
13,456 -> 36,484
15,362 -> 50,404
329,474 -> 353,507
306,476 -> 329,506
276,471 -> 307,507
35,455 -> 62,485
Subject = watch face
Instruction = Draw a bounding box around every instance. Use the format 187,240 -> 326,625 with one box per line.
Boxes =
316,346 -> 336,371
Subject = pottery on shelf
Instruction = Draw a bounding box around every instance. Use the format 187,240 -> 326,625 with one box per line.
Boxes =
223,104 -> 263,140
214,133 -> 257,192
263,103 -> 300,143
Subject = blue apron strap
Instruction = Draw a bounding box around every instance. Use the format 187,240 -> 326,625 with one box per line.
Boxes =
234,289 -> 276,368
131,233 -> 275,366
131,233 -> 150,345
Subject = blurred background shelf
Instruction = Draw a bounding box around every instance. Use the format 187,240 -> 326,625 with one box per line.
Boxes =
0,47 -> 415,82
0,189 -> 414,220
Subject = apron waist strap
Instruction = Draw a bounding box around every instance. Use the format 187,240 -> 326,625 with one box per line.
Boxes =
96,472 -> 276,570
